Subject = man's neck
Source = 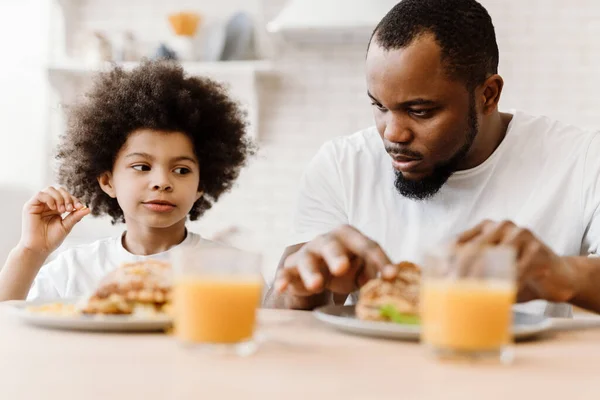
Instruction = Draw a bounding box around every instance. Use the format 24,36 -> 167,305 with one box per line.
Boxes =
122,220 -> 188,256
458,111 -> 512,171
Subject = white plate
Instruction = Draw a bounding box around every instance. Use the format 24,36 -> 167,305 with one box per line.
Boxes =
6,299 -> 172,333
314,305 -> 552,341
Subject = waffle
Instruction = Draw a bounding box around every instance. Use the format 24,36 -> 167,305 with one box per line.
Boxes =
82,260 -> 172,315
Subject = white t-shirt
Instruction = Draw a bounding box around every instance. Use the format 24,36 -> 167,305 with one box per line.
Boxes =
28,231 -> 204,300
290,111 -> 600,317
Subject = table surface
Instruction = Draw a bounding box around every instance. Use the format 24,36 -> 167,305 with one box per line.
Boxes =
1,305 -> 599,400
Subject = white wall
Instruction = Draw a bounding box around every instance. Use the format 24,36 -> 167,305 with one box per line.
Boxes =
0,0 -> 50,262
0,0 -> 49,190
3,0 -> 600,280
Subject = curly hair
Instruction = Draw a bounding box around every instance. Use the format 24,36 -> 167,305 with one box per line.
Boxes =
56,60 -> 254,223
370,0 -> 499,90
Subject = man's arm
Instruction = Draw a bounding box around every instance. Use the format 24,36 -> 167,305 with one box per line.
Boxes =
564,256 -> 600,314
264,243 -> 333,310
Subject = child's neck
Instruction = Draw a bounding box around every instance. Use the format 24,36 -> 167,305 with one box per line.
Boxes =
122,220 -> 187,256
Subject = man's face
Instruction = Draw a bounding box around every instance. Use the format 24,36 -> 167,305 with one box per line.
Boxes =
366,34 -> 479,200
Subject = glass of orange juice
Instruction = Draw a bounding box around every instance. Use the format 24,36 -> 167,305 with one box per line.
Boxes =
170,243 -> 263,356
420,244 -> 517,364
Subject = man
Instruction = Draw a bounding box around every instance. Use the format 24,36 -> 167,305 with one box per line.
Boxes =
265,0 -> 600,316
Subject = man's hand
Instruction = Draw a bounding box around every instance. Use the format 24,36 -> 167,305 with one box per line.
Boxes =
274,225 -> 397,299
457,220 -> 579,303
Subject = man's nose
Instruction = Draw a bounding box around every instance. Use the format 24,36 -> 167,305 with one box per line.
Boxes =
384,115 -> 414,144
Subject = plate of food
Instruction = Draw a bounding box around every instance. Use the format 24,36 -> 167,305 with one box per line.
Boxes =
314,262 -> 552,341
7,260 -> 173,332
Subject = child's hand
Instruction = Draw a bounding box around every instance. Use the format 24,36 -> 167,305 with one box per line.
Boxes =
18,187 -> 91,256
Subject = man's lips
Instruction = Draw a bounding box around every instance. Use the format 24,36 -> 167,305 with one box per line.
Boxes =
142,200 -> 176,212
389,153 -> 423,172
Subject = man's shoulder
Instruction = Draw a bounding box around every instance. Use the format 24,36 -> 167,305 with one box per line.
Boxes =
320,126 -> 383,161
512,111 -> 597,149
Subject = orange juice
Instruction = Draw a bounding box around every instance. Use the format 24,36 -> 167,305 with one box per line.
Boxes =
421,279 -> 516,351
173,277 -> 262,343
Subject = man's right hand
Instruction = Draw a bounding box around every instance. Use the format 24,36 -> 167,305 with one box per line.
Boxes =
18,187 -> 90,257
274,225 -> 396,301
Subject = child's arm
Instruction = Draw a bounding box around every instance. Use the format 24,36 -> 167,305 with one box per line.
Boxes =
0,187 -> 90,301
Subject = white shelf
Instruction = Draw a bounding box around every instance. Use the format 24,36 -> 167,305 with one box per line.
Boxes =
47,60 -> 273,76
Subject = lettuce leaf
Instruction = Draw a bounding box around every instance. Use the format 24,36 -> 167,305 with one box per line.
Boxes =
379,304 -> 420,325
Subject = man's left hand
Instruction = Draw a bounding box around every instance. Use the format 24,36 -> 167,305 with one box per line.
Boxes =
457,220 -> 579,303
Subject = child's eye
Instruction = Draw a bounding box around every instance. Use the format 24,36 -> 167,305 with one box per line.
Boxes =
174,167 -> 191,175
132,165 -> 150,171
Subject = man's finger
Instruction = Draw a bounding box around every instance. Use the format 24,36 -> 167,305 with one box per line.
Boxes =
332,225 -> 391,270
516,240 -> 543,282
456,220 -> 492,243
499,226 -> 533,259
305,235 -> 351,277
275,268 -> 312,296
296,252 -> 328,293
469,220 -> 516,246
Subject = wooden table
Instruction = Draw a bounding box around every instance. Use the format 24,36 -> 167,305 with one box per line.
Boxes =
1,306 -> 599,400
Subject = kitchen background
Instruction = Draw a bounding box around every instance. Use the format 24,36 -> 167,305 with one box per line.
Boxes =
0,0 -> 599,281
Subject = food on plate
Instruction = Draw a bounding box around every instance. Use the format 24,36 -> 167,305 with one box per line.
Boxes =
81,260 -> 172,315
26,302 -> 78,316
355,261 -> 421,324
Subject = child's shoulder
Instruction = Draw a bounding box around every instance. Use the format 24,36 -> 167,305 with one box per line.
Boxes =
48,236 -> 121,264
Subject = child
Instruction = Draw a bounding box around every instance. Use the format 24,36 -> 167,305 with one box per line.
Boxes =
0,60 -> 253,301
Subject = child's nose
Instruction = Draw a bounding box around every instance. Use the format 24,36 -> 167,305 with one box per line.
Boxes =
150,171 -> 173,191
152,183 -> 173,191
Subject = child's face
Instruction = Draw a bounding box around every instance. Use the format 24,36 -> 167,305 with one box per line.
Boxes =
98,129 -> 202,228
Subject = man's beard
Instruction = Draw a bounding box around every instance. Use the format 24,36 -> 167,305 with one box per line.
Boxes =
394,96 -> 478,201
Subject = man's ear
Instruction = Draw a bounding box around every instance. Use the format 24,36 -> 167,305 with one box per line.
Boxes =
97,172 -> 117,198
480,74 -> 504,115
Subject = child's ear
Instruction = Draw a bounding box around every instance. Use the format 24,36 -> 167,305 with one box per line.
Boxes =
195,190 -> 204,202
97,172 -> 117,198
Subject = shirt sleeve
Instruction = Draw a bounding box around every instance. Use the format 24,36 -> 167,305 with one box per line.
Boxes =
287,140 -> 348,246
581,133 -> 600,255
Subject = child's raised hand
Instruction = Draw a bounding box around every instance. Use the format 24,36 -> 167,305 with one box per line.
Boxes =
18,187 -> 91,256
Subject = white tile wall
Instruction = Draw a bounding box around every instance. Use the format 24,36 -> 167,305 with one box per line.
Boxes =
46,0 -> 600,281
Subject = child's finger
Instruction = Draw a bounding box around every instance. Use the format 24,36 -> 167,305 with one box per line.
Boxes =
44,187 -> 67,214
57,187 -> 79,212
28,191 -> 58,212
61,207 -> 91,232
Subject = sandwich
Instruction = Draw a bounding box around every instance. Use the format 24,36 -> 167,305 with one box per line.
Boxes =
355,261 -> 421,324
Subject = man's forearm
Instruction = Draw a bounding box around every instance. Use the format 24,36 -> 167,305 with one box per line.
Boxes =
263,287 -> 332,310
0,246 -> 47,301
565,256 -> 600,314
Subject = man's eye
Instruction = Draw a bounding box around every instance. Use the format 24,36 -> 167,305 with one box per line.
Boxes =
371,102 -> 388,112
174,167 -> 191,175
409,109 -> 433,118
132,165 -> 150,171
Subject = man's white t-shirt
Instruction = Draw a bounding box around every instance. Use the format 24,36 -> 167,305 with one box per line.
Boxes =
28,231 -> 204,300
290,111 -> 600,317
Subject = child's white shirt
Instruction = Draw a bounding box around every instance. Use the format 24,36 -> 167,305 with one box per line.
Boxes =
27,231 -> 204,300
